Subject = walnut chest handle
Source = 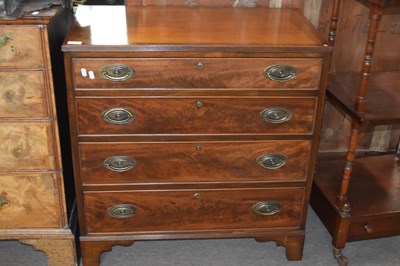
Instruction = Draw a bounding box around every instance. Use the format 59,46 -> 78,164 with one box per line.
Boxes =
0,33 -> 13,48
0,196 -> 9,208
264,65 -> 297,82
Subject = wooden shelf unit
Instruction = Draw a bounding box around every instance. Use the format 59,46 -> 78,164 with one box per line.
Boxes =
311,0 -> 400,265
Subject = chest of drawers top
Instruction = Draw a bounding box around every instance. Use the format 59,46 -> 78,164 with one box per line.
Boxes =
63,6 -> 328,53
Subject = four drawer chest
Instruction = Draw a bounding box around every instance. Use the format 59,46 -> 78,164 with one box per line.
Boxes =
62,6 -> 331,265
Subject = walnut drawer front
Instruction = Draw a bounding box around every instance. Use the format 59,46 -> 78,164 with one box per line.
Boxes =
76,97 -> 316,135
0,173 -> 62,228
0,123 -> 56,170
72,58 -> 322,89
83,188 -> 304,234
0,71 -> 48,118
0,26 -> 43,68
79,140 -> 311,184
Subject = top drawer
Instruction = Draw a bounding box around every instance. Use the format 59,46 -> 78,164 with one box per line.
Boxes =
0,26 -> 43,68
72,58 -> 322,89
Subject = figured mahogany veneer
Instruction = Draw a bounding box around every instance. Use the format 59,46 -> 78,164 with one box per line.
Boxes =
76,97 -> 317,135
79,140 -> 312,185
63,6 -> 331,265
72,58 -> 322,89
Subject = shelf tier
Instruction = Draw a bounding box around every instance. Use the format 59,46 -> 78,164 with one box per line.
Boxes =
311,154 -> 400,242
357,0 -> 400,11
327,71 -> 400,127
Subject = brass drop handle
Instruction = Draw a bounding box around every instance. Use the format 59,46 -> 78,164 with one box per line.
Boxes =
264,65 -> 297,82
102,107 -> 135,124
0,33 -> 13,48
252,201 -> 282,216
260,107 -> 292,124
107,204 -> 137,218
0,197 -> 9,208
257,154 -> 287,170
104,156 -> 136,172
99,64 -> 134,81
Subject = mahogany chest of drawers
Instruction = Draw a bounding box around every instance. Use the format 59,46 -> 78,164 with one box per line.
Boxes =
62,6 -> 331,265
0,7 -> 76,266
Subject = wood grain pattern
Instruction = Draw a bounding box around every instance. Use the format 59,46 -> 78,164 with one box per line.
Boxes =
79,140 -> 311,184
76,97 -> 317,135
0,26 -> 43,68
0,71 -> 48,118
0,173 -> 62,228
0,123 -> 55,170
65,8 -> 325,49
72,58 -> 322,89
83,188 -> 304,234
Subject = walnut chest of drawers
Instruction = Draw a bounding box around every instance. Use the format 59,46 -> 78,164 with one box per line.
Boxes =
0,7 -> 76,266
62,6 -> 331,265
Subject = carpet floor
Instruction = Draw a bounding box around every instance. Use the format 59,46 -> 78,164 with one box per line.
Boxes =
1,208 -> 399,266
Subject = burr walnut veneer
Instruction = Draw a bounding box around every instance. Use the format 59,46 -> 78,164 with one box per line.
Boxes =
62,6 -> 331,265
0,7 -> 76,266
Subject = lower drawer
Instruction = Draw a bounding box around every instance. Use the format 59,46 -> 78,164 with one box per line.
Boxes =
0,173 -> 62,228
79,140 -> 311,184
348,215 -> 400,242
0,123 -> 56,170
83,187 -> 305,234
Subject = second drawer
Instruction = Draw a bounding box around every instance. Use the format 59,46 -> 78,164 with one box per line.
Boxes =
79,140 -> 311,184
76,97 -> 317,135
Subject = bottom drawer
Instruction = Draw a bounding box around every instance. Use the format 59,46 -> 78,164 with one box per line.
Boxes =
83,188 -> 305,234
0,173 -> 62,228
348,215 -> 400,241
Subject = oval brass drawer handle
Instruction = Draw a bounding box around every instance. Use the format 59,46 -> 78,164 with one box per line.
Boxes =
257,154 -> 287,170
252,201 -> 282,216
0,33 -> 13,48
0,197 -> 9,208
104,156 -> 137,172
102,107 -> 135,124
264,65 -> 297,82
99,64 -> 134,81
108,204 -> 137,219
260,107 -> 292,124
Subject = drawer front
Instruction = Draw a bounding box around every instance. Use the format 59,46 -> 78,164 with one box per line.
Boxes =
0,173 -> 62,228
348,216 -> 400,242
0,71 -> 48,118
72,58 -> 322,89
0,123 -> 56,170
83,188 -> 304,234
79,140 -> 311,184
76,97 -> 316,135
0,26 -> 43,68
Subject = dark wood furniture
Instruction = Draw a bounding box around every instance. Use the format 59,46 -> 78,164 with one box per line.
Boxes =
62,6 -> 330,265
0,6 -> 76,266
310,0 -> 400,265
